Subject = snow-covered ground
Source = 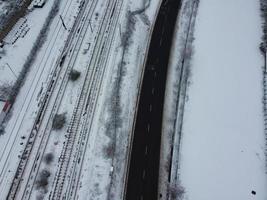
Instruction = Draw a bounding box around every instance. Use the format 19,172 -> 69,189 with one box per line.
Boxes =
168,0 -> 267,199
0,0 -> 57,83
0,0 -> 163,198
159,0 -> 198,198
74,0 -> 163,199
0,0 -> 82,198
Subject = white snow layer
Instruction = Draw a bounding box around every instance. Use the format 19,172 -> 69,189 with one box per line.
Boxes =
179,0 -> 267,200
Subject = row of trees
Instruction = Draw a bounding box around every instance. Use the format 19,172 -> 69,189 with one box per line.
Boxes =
259,0 -> 267,178
260,0 -> 267,54
9,0 -> 61,104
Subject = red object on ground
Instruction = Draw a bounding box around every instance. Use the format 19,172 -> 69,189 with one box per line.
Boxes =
2,101 -> 11,112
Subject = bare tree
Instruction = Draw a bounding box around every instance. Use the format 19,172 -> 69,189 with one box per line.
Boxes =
69,69 -> 81,81
167,183 -> 185,200
52,113 -> 66,130
0,81 -> 12,100
44,152 -> 54,165
35,169 -> 51,190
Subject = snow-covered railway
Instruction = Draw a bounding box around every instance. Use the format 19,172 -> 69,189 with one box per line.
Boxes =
5,0 -> 101,199
17,0 -> 103,199
0,0 -> 74,182
56,1 -> 124,199
48,0 -> 118,198
0,0 -> 78,197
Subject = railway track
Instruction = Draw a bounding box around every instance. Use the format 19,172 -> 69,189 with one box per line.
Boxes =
61,1 -> 124,199
18,0 -> 103,199
0,0 -> 78,190
48,0 -> 123,199
6,0 -> 102,198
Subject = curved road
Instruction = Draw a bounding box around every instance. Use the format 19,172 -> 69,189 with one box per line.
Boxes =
125,0 -> 181,199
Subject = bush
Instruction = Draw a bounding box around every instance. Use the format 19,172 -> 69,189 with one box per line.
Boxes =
36,194 -> 45,200
36,169 -> 51,189
44,152 -> 54,164
69,69 -> 81,81
0,81 -> 12,100
0,125 -> 5,135
168,183 -> 185,200
52,113 -> 66,130
103,142 -> 115,158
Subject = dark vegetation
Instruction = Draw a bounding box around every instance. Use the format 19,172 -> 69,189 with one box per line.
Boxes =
0,124 -> 4,135
167,183 -> 185,200
104,0 -> 151,150
0,81 -> 12,100
260,0 -> 267,172
103,141 -> 115,158
260,0 -> 267,55
44,152 -> 54,164
9,0 -> 61,104
52,113 -> 66,130
0,0 -> 21,33
35,169 -> 51,190
69,69 -> 81,81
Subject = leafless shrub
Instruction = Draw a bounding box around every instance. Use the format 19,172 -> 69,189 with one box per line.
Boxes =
103,141 -> 115,159
260,0 -> 267,173
44,152 -> 54,165
0,0 -> 20,32
260,42 -> 266,55
35,169 -> 51,190
0,124 -> 5,135
36,194 -> 45,200
69,69 -> 81,81
260,0 -> 267,48
0,81 -> 12,100
167,183 -> 185,200
52,113 -> 66,130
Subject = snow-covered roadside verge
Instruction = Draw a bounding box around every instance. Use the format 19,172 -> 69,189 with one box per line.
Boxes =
159,0 -> 198,199
259,0 -> 267,172
107,0 -> 163,199
176,0 -> 266,200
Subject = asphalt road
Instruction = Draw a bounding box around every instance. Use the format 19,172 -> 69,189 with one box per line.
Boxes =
125,0 -> 181,199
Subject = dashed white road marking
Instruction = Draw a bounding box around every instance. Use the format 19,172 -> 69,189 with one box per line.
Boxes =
142,170 -> 146,179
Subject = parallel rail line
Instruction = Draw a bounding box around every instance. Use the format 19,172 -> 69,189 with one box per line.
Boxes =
6,0 -> 99,198
49,0 -> 123,199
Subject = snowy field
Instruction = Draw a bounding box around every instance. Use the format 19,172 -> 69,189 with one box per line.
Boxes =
178,0 -> 267,200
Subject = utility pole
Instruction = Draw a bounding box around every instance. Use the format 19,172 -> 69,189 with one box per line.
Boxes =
119,24 -> 122,39
6,63 -> 18,79
60,15 -> 67,30
89,20 -> 93,32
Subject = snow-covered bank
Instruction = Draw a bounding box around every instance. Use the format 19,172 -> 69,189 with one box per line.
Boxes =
159,0 -> 198,198
178,0 -> 267,200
